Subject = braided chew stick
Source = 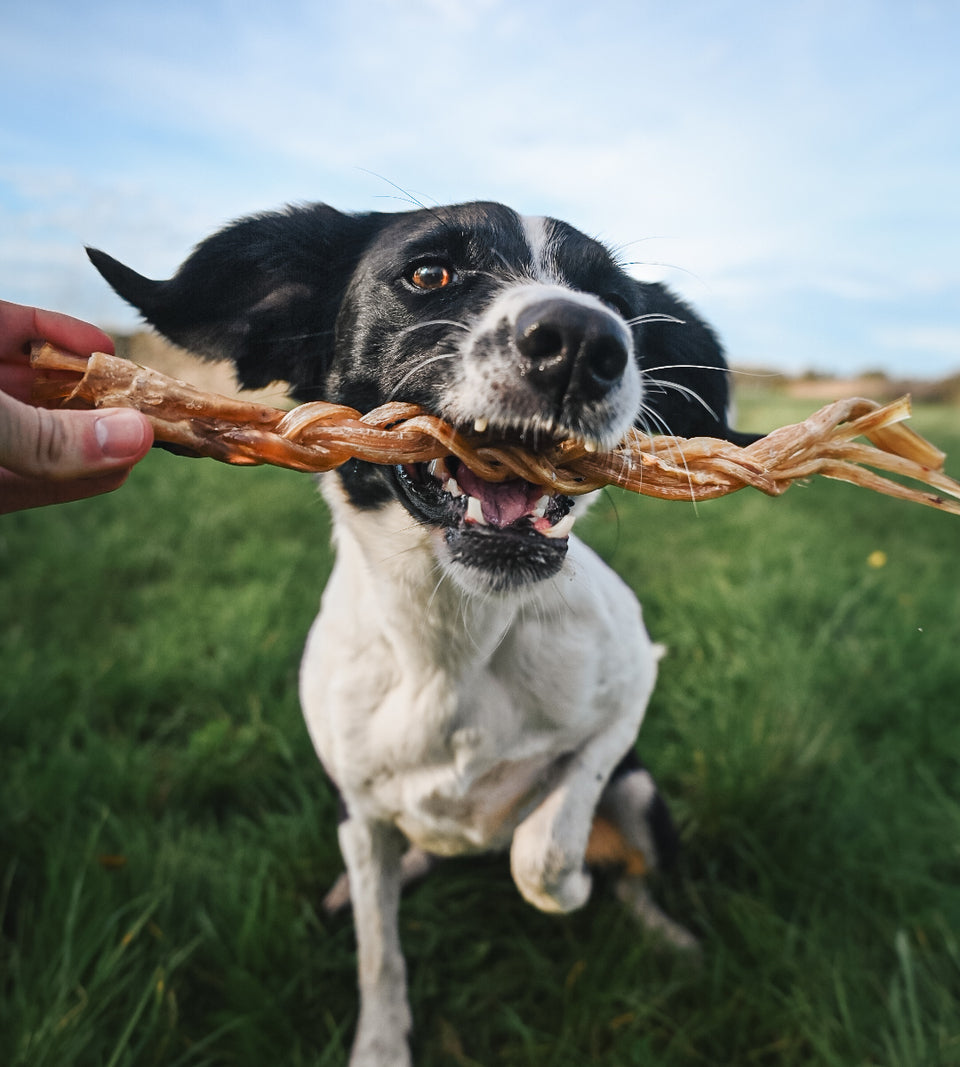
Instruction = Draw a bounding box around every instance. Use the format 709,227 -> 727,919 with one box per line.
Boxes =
29,341 -> 960,515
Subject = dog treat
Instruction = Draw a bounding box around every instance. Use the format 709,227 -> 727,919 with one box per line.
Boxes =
29,341 -> 960,514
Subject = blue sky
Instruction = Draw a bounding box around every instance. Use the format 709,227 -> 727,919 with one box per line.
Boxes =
2,0 -> 958,379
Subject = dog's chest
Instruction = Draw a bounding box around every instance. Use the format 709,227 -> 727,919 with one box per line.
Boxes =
303,591 -> 609,848
300,519 -> 656,856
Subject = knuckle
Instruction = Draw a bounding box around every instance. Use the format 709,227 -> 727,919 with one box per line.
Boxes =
31,408 -> 69,474
0,401 -> 73,478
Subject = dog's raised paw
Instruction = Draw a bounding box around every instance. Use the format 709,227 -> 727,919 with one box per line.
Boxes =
509,822 -> 593,914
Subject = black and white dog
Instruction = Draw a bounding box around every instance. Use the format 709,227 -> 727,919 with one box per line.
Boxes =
88,201 -> 753,1066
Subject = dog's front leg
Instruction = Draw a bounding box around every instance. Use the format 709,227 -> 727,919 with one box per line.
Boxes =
338,816 -> 412,1067
510,730 -> 632,914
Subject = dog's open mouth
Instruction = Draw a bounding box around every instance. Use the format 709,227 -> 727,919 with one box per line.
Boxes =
397,457 -> 575,536
395,456 -> 576,537
393,456 -> 577,590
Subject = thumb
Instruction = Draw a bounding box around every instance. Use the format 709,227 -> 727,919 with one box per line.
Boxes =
0,391 -> 153,480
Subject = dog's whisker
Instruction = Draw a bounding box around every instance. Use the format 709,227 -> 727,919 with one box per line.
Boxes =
634,402 -> 700,509
634,399 -> 686,443
386,350 -> 460,401
641,375 -> 720,422
426,568 -> 449,617
358,169 -> 440,211
489,247 -> 514,273
397,319 -> 471,338
640,362 -> 734,376
623,313 -> 686,328
617,257 -> 702,281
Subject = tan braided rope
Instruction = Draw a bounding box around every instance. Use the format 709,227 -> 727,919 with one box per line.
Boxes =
29,342 -> 960,514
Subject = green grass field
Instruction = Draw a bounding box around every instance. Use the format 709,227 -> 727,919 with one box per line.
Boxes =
2,390 -> 959,1066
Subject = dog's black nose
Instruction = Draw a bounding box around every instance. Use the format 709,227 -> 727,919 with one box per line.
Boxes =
514,299 -> 630,401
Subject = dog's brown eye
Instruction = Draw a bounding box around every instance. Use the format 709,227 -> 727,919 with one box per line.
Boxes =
410,263 -> 455,290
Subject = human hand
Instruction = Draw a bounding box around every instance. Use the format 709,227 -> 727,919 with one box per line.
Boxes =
0,299 -> 154,514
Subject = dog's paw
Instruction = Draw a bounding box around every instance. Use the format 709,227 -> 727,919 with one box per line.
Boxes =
510,821 -> 593,914
614,876 -> 701,956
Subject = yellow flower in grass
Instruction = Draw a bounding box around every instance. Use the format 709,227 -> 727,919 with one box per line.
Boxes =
867,550 -> 888,569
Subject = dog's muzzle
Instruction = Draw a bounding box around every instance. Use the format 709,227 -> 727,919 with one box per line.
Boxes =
389,289 -> 637,591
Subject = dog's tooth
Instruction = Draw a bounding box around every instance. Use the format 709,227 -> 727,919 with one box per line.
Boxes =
473,416 -> 489,434
447,477 -> 462,498
532,495 -> 550,518
428,458 -> 444,479
542,513 -> 575,539
465,497 -> 487,525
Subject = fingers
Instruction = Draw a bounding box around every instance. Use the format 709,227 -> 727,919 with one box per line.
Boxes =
0,298 -> 115,365
0,392 -> 153,481
0,298 -> 116,403
0,467 -> 134,514
0,299 -> 153,515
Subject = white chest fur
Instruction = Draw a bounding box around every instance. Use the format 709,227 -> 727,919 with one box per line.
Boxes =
299,480 -> 660,856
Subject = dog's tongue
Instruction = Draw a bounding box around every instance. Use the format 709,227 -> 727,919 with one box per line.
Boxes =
456,465 -> 544,527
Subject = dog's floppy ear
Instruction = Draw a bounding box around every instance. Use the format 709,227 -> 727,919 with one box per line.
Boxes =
87,204 -> 387,399
632,282 -> 761,445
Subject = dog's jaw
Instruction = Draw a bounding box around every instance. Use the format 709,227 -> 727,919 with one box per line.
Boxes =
327,463 -> 595,600
436,492 -> 598,597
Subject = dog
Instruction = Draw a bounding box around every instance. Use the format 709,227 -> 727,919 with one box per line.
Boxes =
88,200 -> 755,1066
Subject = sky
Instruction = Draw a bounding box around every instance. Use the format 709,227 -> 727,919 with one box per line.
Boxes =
1,0 -> 958,380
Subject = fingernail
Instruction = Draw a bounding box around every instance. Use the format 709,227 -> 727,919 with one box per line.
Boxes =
95,411 -> 148,459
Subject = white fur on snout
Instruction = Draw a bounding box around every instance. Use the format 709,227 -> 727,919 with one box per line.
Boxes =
444,281 -> 641,449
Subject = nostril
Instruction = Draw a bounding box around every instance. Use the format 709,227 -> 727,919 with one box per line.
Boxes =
518,320 -> 567,366
585,334 -> 629,385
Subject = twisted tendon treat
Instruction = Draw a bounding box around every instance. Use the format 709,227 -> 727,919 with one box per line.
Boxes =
29,342 -> 960,515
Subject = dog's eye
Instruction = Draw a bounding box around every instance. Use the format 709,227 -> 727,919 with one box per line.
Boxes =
409,263 -> 457,291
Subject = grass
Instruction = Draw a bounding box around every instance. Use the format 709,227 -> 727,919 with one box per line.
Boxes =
2,389 -> 959,1066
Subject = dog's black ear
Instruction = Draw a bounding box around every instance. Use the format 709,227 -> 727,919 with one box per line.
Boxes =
87,204 -> 387,399
632,282 -> 761,443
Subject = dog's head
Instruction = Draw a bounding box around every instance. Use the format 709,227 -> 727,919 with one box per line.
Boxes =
89,201 -> 749,595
